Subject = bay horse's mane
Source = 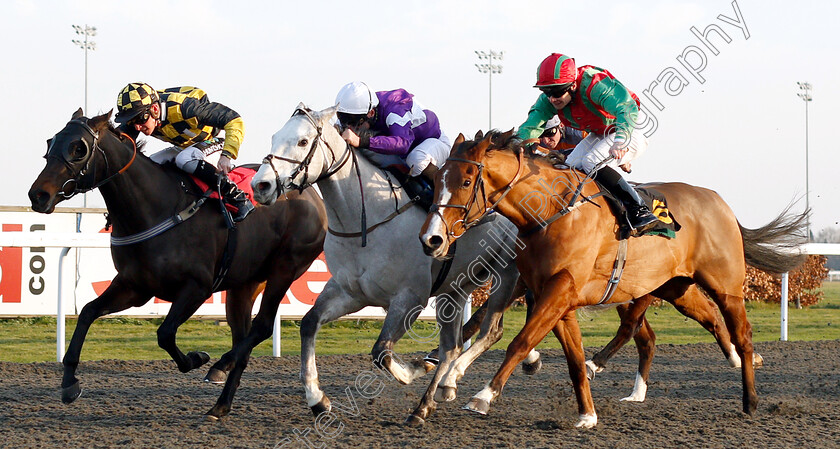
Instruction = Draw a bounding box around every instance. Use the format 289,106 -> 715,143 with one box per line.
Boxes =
455,129 -> 544,163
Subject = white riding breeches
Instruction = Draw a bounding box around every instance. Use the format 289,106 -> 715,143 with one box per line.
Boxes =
406,131 -> 452,177
149,138 -> 224,173
565,130 -> 648,174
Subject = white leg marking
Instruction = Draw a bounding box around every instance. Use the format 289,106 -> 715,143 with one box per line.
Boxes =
620,371 -> 647,402
727,343 -> 742,368
473,383 -> 495,402
575,413 -> 598,428
305,386 -> 324,408
524,349 -> 541,365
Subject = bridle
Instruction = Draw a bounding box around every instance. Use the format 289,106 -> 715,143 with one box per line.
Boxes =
45,118 -> 137,199
431,146 -> 524,239
261,107 -> 351,193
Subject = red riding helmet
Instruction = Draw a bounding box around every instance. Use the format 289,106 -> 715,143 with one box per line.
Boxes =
534,53 -> 576,88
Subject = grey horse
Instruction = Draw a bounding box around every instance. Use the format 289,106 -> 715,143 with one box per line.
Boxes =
250,105 -> 529,425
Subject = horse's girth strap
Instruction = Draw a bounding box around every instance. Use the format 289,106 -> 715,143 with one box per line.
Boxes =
327,200 -> 416,239
597,239 -> 628,305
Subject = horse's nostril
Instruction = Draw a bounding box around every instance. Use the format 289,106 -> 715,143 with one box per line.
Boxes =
428,235 -> 443,250
256,181 -> 271,193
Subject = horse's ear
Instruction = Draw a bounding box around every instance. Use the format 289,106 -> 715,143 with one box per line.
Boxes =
474,130 -> 484,140
295,102 -> 307,111
72,108 -> 84,120
317,105 -> 338,126
499,128 -> 516,145
88,109 -> 113,132
453,133 -> 465,148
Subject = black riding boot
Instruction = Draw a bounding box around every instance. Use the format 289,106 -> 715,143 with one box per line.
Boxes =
403,175 -> 434,211
193,161 -> 255,222
594,166 -> 658,234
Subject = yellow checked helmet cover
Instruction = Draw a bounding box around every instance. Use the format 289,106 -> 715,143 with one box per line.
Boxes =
115,82 -> 160,124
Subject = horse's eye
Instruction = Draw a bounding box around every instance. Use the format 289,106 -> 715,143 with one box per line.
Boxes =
298,139 -> 308,147
462,179 -> 472,188
67,141 -> 87,161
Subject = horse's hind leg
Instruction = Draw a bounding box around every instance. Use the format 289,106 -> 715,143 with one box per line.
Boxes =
697,277 -> 757,415
668,285 -> 763,368
156,283 -> 213,374
621,315 -> 656,402
586,294 -> 655,379
61,277 -> 149,404
204,282 -> 263,384
207,274 -> 297,420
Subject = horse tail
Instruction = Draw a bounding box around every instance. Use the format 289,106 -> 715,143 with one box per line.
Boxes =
739,205 -> 809,274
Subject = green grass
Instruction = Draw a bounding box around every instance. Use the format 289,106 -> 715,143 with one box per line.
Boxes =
1,282 -> 839,364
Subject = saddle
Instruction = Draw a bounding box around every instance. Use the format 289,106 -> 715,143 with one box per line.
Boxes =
190,165 -> 259,212
597,183 -> 681,240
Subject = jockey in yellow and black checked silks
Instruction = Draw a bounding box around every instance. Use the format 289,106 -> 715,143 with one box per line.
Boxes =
116,84 -> 245,159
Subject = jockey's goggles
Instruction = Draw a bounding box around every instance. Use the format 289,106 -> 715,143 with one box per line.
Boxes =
539,85 -> 572,99
126,108 -> 152,127
337,112 -> 368,129
540,127 -> 560,138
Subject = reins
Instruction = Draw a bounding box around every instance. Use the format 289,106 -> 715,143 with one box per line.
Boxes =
431,146 -> 525,239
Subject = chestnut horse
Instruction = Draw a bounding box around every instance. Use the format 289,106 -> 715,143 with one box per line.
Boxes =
419,130 -> 806,428
29,110 -> 327,417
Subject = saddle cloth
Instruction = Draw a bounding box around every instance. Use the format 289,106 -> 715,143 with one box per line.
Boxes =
190,166 -> 259,211
599,184 -> 681,240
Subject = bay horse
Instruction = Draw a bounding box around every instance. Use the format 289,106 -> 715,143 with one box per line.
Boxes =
419,130 -> 806,428
28,109 -> 327,413
248,105 -> 524,425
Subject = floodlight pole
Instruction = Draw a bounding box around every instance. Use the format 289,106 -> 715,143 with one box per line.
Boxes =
797,81 -> 812,241
475,50 -> 503,130
72,24 -> 97,208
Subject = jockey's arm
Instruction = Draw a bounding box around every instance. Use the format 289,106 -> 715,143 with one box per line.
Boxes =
182,99 -> 245,160
516,95 -> 558,141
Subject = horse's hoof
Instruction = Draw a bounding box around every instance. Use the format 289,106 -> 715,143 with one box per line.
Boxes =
61,381 -> 82,404
423,350 -> 439,366
435,386 -> 457,402
522,357 -> 542,376
463,397 -> 490,415
204,414 -> 221,423
753,352 -> 764,368
310,396 -> 331,417
423,361 -> 437,373
204,367 -> 227,384
585,360 -> 603,380
187,351 -> 211,370
404,414 -> 426,427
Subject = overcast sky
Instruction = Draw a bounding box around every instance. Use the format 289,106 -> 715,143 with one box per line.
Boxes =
2,0 -> 837,235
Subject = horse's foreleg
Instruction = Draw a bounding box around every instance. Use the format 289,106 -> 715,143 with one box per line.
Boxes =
464,273 -> 572,419
405,295 -> 464,427
587,295 -> 654,379
204,282 -> 263,385
437,267 -> 520,402
61,278 -> 149,404
207,275 -> 294,420
552,311 -> 598,428
156,283 -> 211,374
371,295 -> 430,386
298,282 -> 366,417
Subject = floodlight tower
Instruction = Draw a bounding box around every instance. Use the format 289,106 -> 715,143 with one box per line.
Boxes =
797,81 -> 813,240
72,24 -> 97,116
475,50 -> 503,130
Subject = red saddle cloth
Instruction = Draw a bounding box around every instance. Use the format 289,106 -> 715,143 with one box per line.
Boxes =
190,167 -> 259,211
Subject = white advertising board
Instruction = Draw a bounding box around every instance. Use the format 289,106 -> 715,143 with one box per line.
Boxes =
0,209 -> 436,319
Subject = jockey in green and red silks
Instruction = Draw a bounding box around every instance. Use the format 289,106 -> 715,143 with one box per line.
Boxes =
517,53 -> 658,234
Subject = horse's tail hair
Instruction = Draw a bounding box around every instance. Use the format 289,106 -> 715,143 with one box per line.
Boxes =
739,204 -> 809,274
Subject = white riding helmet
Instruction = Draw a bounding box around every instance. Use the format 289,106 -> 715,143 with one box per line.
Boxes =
545,115 -> 562,130
335,81 -> 379,115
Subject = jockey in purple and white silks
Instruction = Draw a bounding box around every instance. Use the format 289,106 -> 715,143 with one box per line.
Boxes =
335,81 -> 451,208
